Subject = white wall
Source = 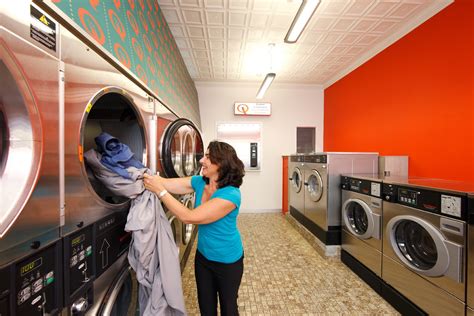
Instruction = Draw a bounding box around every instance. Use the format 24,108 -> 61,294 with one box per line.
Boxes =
195,81 -> 324,212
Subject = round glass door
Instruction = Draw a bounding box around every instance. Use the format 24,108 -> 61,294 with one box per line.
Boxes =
307,170 -> 323,202
387,215 -> 452,277
342,199 -> 374,239
394,220 -> 437,270
291,168 -> 303,193
182,195 -> 195,244
0,47 -> 42,237
100,266 -> 138,316
81,88 -> 146,206
160,118 -> 203,178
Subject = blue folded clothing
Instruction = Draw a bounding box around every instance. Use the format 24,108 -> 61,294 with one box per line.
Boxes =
95,132 -> 144,179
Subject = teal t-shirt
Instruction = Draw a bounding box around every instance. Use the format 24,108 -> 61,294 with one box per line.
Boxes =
191,176 -> 243,264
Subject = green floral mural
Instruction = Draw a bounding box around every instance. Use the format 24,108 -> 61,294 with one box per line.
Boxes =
52,0 -> 200,127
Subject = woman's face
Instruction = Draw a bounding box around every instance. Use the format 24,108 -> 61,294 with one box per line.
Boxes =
200,150 -> 219,178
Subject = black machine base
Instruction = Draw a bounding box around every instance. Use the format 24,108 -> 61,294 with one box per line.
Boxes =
290,206 -> 341,245
341,250 -> 427,316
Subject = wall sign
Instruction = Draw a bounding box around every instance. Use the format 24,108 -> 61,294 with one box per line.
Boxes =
234,102 -> 271,116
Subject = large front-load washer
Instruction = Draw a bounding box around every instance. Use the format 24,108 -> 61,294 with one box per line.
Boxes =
288,155 -> 305,215
1,1 -> 61,267
341,174 -> 383,276
382,179 -> 470,315
294,153 -> 378,245
467,193 -> 474,315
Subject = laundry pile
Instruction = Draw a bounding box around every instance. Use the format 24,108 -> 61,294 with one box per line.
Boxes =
84,132 -> 186,316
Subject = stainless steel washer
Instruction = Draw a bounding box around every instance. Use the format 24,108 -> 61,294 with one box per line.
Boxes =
341,174 -> 383,276
296,153 -> 378,245
382,179 -> 469,315
288,155 -> 305,215
467,193 -> 474,315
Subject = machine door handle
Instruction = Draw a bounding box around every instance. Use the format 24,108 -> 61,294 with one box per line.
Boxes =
304,182 -> 308,186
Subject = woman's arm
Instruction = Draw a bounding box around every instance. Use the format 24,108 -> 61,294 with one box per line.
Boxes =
159,193 -> 235,224
143,173 -> 194,195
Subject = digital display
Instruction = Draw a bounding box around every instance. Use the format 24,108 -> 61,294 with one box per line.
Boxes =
71,234 -> 85,247
20,258 -> 42,276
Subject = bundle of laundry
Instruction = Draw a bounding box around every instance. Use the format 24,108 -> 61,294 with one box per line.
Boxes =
84,134 -> 186,316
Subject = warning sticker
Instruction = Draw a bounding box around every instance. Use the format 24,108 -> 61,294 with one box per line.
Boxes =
30,5 -> 56,52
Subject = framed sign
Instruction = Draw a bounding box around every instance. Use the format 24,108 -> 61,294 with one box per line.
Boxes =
234,102 -> 271,116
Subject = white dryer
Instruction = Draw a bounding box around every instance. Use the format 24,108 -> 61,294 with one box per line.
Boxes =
382,179 -> 470,315
0,2 -> 60,269
341,174 -> 383,276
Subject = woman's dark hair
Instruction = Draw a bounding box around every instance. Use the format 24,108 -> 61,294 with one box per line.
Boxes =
203,141 -> 245,188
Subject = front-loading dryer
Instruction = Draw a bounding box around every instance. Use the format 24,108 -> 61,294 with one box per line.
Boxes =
60,25 -> 155,238
382,179 -> 470,315
341,174 -> 383,276
1,1 -> 60,266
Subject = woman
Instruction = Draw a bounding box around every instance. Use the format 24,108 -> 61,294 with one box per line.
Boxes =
143,140 -> 245,316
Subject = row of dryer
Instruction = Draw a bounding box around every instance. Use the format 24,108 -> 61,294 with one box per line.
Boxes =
341,174 -> 474,315
1,2 -> 202,315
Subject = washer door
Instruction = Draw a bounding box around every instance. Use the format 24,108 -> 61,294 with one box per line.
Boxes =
387,215 -> 463,282
99,266 -> 138,316
160,118 -> 203,178
182,195 -> 195,245
306,170 -> 323,202
291,167 -> 303,193
0,42 -> 42,237
342,198 -> 380,239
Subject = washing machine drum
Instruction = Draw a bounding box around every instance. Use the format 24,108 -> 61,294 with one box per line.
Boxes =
306,170 -> 323,202
343,199 -> 380,240
291,168 -> 303,193
387,215 -> 463,282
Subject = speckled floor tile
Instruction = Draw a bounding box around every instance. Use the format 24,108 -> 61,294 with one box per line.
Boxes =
181,213 -> 398,315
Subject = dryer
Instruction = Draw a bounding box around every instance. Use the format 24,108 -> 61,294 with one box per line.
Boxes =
340,174 -> 383,276
467,193 -> 474,315
288,155 -> 305,215
60,24 -> 155,238
0,1 -> 60,266
382,179 -> 470,315
157,115 -> 203,270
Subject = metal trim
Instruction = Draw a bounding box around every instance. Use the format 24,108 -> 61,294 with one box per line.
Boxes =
342,198 -> 375,240
306,169 -> 323,202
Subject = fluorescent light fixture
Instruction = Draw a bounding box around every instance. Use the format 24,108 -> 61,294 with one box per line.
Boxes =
256,73 -> 276,99
284,0 -> 321,43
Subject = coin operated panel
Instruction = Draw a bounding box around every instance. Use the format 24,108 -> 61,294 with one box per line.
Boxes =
63,225 -> 94,315
10,242 -> 62,315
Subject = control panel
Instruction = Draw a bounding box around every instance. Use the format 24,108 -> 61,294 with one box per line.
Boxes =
469,195 -> 474,225
383,184 -> 467,220
250,143 -> 258,168
94,212 -> 131,278
341,176 -> 381,198
290,155 -> 304,162
14,242 -> 61,315
0,267 -> 10,316
63,225 -> 94,314
304,155 -> 327,163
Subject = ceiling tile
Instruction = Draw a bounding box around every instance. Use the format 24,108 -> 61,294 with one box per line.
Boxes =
320,0 -> 351,15
339,33 -> 360,45
206,11 -> 226,25
247,29 -> 264,41
270,14 -> 292,29
229,0 -> 250,10
357,34 -> 379,45
182,9 -> 204,24
170,25 -> 186,37
372,20 -> 397,33
194,50 -> 209,59
175,38 -> 190,48
310,17 -> 336,31
366,1 -> 399,18
352,19 -> 378,32
188,26 -> 206,37
229,28 -> 246,40
191,39 -> 207,49
228,40 -> 242,50
389,3 -> 420,19
332,18 -> 356,31
250,13 -> 270,28
252,0 -> 273,11
179,0 -> 201,7
210,40 -> 225,49
208,27 -> 225,38
322,33 -> 343,45
159,0 -> 176,7
345,0 -> 373,16
229,12 -> 247,26
203,0 -> 225,9
161,9 -> 182,23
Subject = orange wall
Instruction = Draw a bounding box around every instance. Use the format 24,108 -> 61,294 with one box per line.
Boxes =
324,0 -> 474,182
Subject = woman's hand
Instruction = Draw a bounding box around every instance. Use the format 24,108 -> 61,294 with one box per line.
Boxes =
143,173 -> 166,194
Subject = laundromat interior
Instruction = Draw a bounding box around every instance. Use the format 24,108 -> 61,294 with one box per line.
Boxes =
1,0 -> 473,315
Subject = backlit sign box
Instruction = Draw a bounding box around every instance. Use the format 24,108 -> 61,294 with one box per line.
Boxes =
234,102 -> 271,116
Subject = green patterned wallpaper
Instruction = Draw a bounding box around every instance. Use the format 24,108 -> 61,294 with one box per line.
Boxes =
52,0 -> 200,127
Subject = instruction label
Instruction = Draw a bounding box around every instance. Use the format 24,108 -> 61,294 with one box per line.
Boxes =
30,5 -> 56,52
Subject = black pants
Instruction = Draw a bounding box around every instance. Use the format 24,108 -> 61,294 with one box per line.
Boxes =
194,250 -> 244,316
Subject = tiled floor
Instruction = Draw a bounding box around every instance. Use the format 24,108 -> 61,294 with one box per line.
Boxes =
181,213 -> 399,315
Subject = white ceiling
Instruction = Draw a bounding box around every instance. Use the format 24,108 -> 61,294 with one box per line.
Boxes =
157,0 -> 452,87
